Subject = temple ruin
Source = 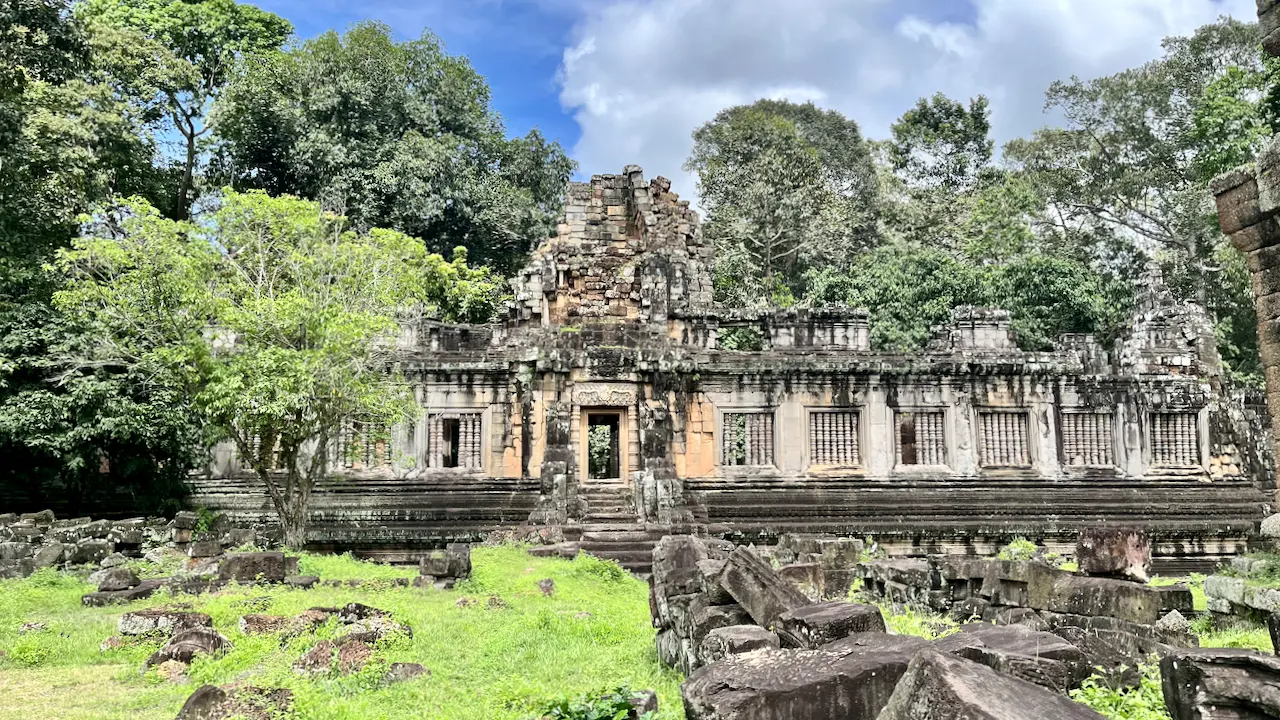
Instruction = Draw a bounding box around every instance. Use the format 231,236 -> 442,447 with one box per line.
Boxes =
196,165 -> 1274,573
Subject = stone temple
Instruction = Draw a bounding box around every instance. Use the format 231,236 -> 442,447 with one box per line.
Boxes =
195,165 -> 1274,574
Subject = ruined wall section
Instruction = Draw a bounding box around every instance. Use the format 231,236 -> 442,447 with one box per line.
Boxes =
508,166 -> 712,330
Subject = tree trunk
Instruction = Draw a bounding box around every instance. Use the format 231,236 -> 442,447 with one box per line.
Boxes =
259,467 -> 312,550
177,131 -> 196,221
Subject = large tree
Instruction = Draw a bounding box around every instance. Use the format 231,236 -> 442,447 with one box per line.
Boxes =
54,190 -> 506,546
685,99 -> 879,307
0,0 -> 199,514
211,22 -> 574,274
1005,17 -> 1271,382
76,0 -> 292,219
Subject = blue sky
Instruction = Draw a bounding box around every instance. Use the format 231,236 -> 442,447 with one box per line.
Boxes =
251,0 -> 1255,197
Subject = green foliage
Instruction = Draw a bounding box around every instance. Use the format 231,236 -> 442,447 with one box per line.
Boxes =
526,687 -> 655,720
996,537 -> 1040,562
212,21 -> 573,273
53,190 -> 504,545
1070,664 -> 1170,720
571,554 -> 630,585
686,99 -> 878,307
76,0 -> 292,218
0,546 -> 683,720
889,92 -> 994,193
716,326 -> 766,352
1190,616 -> 1273,652
193,507 -> 220,536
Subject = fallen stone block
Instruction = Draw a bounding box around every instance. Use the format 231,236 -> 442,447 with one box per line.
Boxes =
175,684 -> 293,720
652,535 -> 709,598
656,628 -> 697,674
96,566 -> 140,592
681,633 -> 929,720
119,608 -> 213,637
1045,574 -> 1189,625
691,603 -> 751,644
775,601 -> 885,649
0,542 -> 33,561
32,542 -> 65,568
285,575 -> 318,589
1076,528 -> 1151,583
187,540 -> 222,558
146,627 -> 232,666
1161,648 -> 1280,720
81,579 -> 163,606
877,648 -> 1107,720
218,552 -> 287,583
383,662 -> 428,685
699,625 -> 780,665
717,546 -> 811,628
934,622 -> 1091,692
71,538 -> 112,565
238,615 -> 293,635
418,543 -> 471,578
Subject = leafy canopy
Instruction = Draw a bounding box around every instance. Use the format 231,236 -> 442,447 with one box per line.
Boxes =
212,21 -> 574,274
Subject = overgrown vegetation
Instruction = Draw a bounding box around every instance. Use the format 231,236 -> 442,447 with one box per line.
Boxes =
0,546 -> 682,720
1070,664 -> 1171,720
526,687 -> 656,720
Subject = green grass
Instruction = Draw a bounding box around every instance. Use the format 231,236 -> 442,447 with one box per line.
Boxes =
0,547 -> 683,720
1149,574 -> 1206,612
289,551 -> 419,581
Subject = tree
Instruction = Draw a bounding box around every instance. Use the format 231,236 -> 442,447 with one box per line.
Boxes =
77,0 -> 292,219
889,93 -> 994,193
54,190 -> 508,546
0,0 -> 198,514
211,22 -> 574,274
1004,17 -> 1269,382
685,100 -> 879,307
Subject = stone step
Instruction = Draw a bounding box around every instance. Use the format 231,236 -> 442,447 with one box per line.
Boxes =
578,540 -> 658,554
583,512 -> 640,522
581,549 -> 655,565
581,530 -> 656,543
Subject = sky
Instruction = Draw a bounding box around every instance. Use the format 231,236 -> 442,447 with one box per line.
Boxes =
251,0 -> 1258,201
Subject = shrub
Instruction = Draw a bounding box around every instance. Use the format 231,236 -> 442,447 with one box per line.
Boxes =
1069,663 -> 1170,720
996,537 -> 1039,562
571,554 -> 630,584
526,687 -> 655,720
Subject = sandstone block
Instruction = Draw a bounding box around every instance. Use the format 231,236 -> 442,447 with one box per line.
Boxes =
698,625 -> 780,664
1076,528 -> 1151,582
775,601 -> 885,649
877,649 -> 1107,720
32,542 -> 64,568
146,627 -> 232,666
218,551 -> 287,583
681,633 -> 929,720
119,608 -> 213,637
1205,575 -> 1247,606
418,543 -> 471,578
175,684 -> 292,720
1161,648 -> 1280,720
935,622 -> 1091,692
96,566 -> 140,592
717,546 -> 811,628
71,538 -> 112,565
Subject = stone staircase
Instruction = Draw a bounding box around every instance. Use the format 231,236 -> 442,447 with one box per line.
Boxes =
576,483 -> 665,576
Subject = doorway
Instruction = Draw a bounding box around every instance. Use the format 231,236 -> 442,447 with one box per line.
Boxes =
585,412 -> 622,482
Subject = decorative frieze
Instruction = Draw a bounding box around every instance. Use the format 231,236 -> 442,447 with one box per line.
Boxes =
722,412 -> 775,467
895,411 -> 946,467
808,410 -> 861,466
1151,412 -> 1200,468
978,411 -> 1031,468
1061,412 -> 1115,468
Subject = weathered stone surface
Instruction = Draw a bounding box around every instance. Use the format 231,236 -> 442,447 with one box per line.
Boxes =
1076,528 -> 1151,582
147,627 -> 232,666
775,601 -> 886,649
418,543 -> 471,578
32,542 -> 65,568
284,575 -> 318,589
96,566 -> 140,592
100,552 -> 128,568
338,615 -> 412,642
187,541 -> 222,558
1268,612 -> 1280,657
218,552 -> 287,583
175,684 -> 293,720
716,546 -> 810,628
1262,513 -> 1280,538
81,579 -> 163,606
1044,574 -> 1188,625
934,622 -> 1091,692
337,602 -> 388,623
698,625 -> 780,665
877,648 -> 1107,720
691,603 -> 751,644
119,609 -> 213,637
1160,648 -> 1280,720
238,615 -> 293,635
681,633 -> 930,720
652,535 -> 708,598
71,538 -> 112,565
0,542 -> 33,560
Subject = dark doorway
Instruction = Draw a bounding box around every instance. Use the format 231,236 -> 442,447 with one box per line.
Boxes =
441,418 -> 461,468
587,413 -> 621,480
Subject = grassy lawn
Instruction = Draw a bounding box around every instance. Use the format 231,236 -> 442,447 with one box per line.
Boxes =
0,546 -> 684,720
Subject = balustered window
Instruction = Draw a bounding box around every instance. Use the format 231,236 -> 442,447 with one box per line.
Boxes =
1061,412 -> 1115,467
896,411 -> 947,466
978,411 -> 1031,468
722,412 -> 775,467
238,434 -> 286,471
334,420 -> 392,470
1150,412 -> 1200,467
808,410 -> 861,466
428,413 -> 483,469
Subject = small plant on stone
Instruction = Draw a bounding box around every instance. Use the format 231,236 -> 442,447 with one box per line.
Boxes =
996,537 -> 1040,562
194,507 -> 222,536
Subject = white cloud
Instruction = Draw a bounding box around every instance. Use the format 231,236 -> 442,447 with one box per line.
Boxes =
558,0 -> 1255,201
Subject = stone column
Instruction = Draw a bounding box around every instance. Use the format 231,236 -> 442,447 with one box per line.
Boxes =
1213,159 -> 1280,487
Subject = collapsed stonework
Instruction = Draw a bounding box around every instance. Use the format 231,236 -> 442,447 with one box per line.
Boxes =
184,164 -> 1272,571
